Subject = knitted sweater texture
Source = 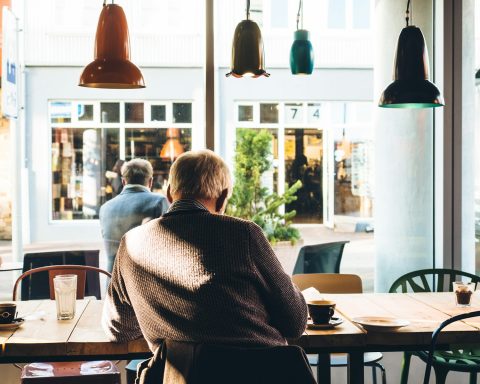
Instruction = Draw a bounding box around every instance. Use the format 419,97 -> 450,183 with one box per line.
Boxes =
102,204 -> 308,352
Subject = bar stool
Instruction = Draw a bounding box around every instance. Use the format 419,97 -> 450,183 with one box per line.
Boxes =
21,361 -> 120,384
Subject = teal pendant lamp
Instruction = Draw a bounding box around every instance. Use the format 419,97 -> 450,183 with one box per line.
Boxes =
379,0 -> 444,108
226,0 -> 269,78
290,0 -> 314,75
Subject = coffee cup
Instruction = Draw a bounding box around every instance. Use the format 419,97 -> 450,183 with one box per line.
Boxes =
0,303 -> 17,324
307,300 -> 336,324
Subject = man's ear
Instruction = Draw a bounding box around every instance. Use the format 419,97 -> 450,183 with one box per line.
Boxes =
121,178 -> 127,186
167,185 -> 173,204
147,177 -> 153,190
215,188 -> 229,213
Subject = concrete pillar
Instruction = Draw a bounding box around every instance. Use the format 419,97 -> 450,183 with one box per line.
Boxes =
374,0 -> 435,292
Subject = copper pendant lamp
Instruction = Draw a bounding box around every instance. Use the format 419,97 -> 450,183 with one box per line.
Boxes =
379,0 -> 443,108
79,1 -> 145,89
160,128 -> 184,162
226,0 -> 269,78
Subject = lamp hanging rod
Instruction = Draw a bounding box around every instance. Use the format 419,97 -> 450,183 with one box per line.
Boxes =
296,0 -> 303,30
405,0 -> 411,26
246,0 -> 250,20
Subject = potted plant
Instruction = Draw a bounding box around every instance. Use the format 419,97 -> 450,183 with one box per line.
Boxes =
227,129 -> 303,273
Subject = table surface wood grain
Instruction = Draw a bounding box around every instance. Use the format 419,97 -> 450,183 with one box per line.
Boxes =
2,292 -> 480,361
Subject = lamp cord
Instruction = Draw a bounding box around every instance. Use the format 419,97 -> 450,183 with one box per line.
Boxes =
296,0 -> 303,30
405,0 -> 411,26
246,0 -> 250,20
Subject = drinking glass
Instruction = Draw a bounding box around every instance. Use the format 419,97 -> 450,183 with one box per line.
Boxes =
453,281 -> 476,307
54,274 -> 77,320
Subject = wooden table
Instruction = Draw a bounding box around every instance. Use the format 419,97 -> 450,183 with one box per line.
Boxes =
1,293 -> 480,384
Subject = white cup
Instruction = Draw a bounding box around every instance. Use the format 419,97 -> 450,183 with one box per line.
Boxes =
53,274 -> 77,320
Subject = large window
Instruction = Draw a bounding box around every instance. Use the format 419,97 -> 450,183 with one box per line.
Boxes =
49,101 -> 193,221
235,101 -> 373,225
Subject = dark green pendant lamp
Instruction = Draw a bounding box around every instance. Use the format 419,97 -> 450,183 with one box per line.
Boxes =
379,0 -> 444,108
290,0 -> 314,75
226,0 -> 269,78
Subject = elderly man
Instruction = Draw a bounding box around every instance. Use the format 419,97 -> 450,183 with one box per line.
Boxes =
102,149 -> 307,353
99,158 -> 169,272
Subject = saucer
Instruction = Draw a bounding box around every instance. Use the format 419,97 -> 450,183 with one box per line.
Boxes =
352,316 -> 409,332
307,317 -> 343,330
0,318 -> 24,331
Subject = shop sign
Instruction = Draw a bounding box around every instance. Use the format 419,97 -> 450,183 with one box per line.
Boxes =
1,7 -> 18,119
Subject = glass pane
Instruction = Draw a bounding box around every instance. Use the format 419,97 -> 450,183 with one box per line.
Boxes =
125,128 -> 192,193
353,0 -> 370,29
271,0 -> 288,28
328,0 -> 346,29
50,102 -> 71,123
238,105 -> 254,122
151,105 -> 166,121
260,103 -> 278,124
51,127 -> 119,220
285,129 -> 323,223
173,103 -> 192,123
307,103 -> 322,123
285,103 -> 304,124
100,102 -> 120,123
235,128 -> 278,193
125,103 -> 144,123
77,104 -> 93,121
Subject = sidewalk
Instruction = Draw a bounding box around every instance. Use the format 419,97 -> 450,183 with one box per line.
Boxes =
0,226 -> 375,300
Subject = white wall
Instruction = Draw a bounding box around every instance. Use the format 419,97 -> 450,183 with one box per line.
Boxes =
25,66 -> 203,243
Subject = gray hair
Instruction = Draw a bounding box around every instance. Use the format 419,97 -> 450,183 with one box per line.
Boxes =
121,158 -> 153,186
169,150 -> 232,200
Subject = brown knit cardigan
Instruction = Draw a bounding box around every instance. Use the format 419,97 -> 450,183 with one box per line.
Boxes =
102,203 -> 308,352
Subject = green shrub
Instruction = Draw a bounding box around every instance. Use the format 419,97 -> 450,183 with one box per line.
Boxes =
227,129 -> 302,244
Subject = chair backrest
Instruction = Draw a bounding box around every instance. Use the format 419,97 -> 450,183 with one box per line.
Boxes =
423,310 -> 480,384
389,268 -> 480,293
292,273 -> 363,293
292,241 -> 349,275
157,340 -> 317,384
13,265 -> 111,301
21,250 -> 101,300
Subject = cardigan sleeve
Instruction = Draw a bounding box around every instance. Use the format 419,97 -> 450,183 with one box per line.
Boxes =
247,222 -> 308,339
102,237 -> 143,342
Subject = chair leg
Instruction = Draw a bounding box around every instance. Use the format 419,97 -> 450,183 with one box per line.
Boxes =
369,362 -> 387,384
433,366 -> 449,384
469,372 -> 477,384
400,352 -> 412,384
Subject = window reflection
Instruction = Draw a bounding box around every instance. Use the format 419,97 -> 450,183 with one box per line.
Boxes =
125,128 -> 192,193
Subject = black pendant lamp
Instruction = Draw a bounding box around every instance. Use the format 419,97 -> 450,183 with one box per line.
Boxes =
226,0 -> 269,78
476,69 -> 480,86
290,0 -> 314,75
379,0 -> 443,108
79,0 -> 145,89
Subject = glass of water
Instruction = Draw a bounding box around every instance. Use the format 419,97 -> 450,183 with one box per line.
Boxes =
53,274 -> 77,320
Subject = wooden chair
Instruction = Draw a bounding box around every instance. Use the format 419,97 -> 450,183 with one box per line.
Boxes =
292,273 -> 386,384
14,265 -> 119,384
13,264 -> 111,300
21,250 -> 101,300
389,269 -> 480,384
292,241 -> 349,275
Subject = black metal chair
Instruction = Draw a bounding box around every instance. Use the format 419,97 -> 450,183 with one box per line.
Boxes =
292,241 -> 349,274
21,250 -> 101,300
390,269 -> 480,384
423,310 -> 480,384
